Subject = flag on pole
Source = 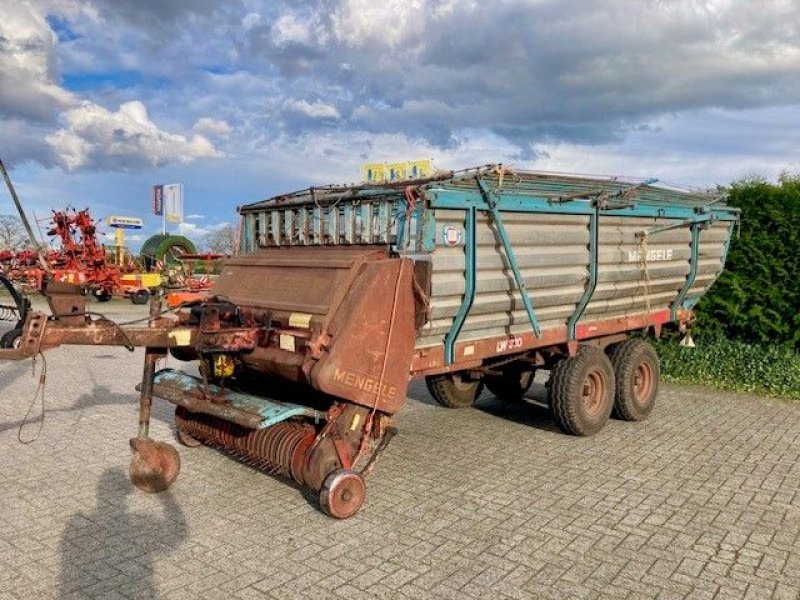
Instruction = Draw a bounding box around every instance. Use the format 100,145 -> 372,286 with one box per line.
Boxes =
151,185 -> 164,215
163,184 -> 183,224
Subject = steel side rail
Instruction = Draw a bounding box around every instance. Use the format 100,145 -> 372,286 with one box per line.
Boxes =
568,204 -> 600,341
671,221 -> 701,322
475,177 -> 541,338
443,205 -> 477,365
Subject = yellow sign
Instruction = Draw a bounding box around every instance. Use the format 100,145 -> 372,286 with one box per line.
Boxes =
362,159 -> 432,183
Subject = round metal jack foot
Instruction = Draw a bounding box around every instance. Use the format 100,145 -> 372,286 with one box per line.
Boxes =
319,469 -> 366,519
129,438 -> 181,493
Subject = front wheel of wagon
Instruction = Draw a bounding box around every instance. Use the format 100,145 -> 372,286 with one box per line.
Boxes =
426,371 -> 484,408
608,338 -> 660,421
549,346 -> 614,436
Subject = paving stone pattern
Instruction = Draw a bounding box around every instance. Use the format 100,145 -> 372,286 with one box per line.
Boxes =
1,310 -> 799,598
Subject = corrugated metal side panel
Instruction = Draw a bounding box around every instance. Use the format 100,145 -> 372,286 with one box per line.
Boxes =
416,210 -> 589,348
583,216 -> 690,320
416,211 -> 733,350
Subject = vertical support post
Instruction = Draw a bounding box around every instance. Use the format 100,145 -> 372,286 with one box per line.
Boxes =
475,178 -> 541,337
568,204 -> 600,341
444,206 -> 476,365
671,222 -> 700,322
137,295 -> 163,439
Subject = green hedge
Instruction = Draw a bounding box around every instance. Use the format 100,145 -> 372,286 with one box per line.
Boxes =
653,336 -> 800,401
694,175 -> 800,350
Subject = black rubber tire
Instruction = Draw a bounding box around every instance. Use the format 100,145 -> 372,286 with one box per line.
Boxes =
607,338 -> 660,421
169,346 -> 199,362
94,289 -> 112,302
549,345 -> 615,436
131,289 -> 150,305
0,328 -> 22,349
485,364 -> 535,401
426,372 -> 484,408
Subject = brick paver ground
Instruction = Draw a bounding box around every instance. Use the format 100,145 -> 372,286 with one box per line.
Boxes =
1,303 -> 799,599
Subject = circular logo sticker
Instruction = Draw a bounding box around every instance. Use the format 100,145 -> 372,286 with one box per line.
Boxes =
442,225 -> 463,247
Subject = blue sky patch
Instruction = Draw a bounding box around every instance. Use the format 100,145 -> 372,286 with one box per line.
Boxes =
45,15 -> 81,42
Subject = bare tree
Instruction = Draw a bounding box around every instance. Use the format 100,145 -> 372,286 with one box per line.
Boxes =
201,224 -> 237,255
0,214 -> 30,250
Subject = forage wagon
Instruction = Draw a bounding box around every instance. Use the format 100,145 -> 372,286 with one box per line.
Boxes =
1,165 -> 739,518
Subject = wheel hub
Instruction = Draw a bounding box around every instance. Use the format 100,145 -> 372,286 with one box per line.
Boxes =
320,469 -> 367,519
581,370 -> 606,416
633,362 -> 653,403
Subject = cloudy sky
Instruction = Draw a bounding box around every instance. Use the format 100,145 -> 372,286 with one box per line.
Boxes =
1,0 -> 799,247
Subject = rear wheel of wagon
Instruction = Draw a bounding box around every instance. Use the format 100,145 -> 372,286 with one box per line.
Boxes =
0,328 -> 23,349
485,364 -> 535,402
426,371 -> 484,408
608,338 -> 660,421
549,346 -> 614,436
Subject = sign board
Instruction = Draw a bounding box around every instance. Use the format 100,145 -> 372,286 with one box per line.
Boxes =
163,183 -> 183,224
362,159 -> 432,183
105,215 -> 143,229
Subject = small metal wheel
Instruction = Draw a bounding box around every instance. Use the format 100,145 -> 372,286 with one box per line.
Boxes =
129,438 -> 181,493
130,289 -> 150,305
485,363 -> 536,401
549,345 -> 615,436
425,371 -> 484,408
93,289 -> 112,302
608,338 -> 660,421
169,346 -> 198,362
319,469 -> 367,519
0,328 -> 22,349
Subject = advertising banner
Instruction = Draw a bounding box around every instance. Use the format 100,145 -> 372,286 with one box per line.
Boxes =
151,184 -> 164,216
163,183 -> 183,224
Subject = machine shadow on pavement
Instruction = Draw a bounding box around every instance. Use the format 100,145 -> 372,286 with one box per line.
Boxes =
475,380 -> 563,433
0,384 -> 170,436
57,467 -> 188,599
407,378 -> 562,434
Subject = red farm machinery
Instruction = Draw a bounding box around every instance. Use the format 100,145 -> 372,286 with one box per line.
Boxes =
0,163 -> 739,518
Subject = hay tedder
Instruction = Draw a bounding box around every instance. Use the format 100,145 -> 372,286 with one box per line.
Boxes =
0,165 -> 739,518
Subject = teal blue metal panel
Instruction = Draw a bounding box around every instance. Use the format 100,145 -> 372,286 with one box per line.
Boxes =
428,189 -> 739,222
421,207 -> 437,252
444,206 -> 477,364
153,369 -> 324,428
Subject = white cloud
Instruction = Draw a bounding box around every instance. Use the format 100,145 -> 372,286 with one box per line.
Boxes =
0,1 -> 223,171
103,232 -> 143,242
194,117 -> 232,139
331,0 -> 426,49
185,214 -> 205,220
284,99 -> 340,120
0,2 -> 74,122
176,220 -> 230,241
271,13 -> 312,46
242,11 -> 261,31
46,100 -> 219,171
